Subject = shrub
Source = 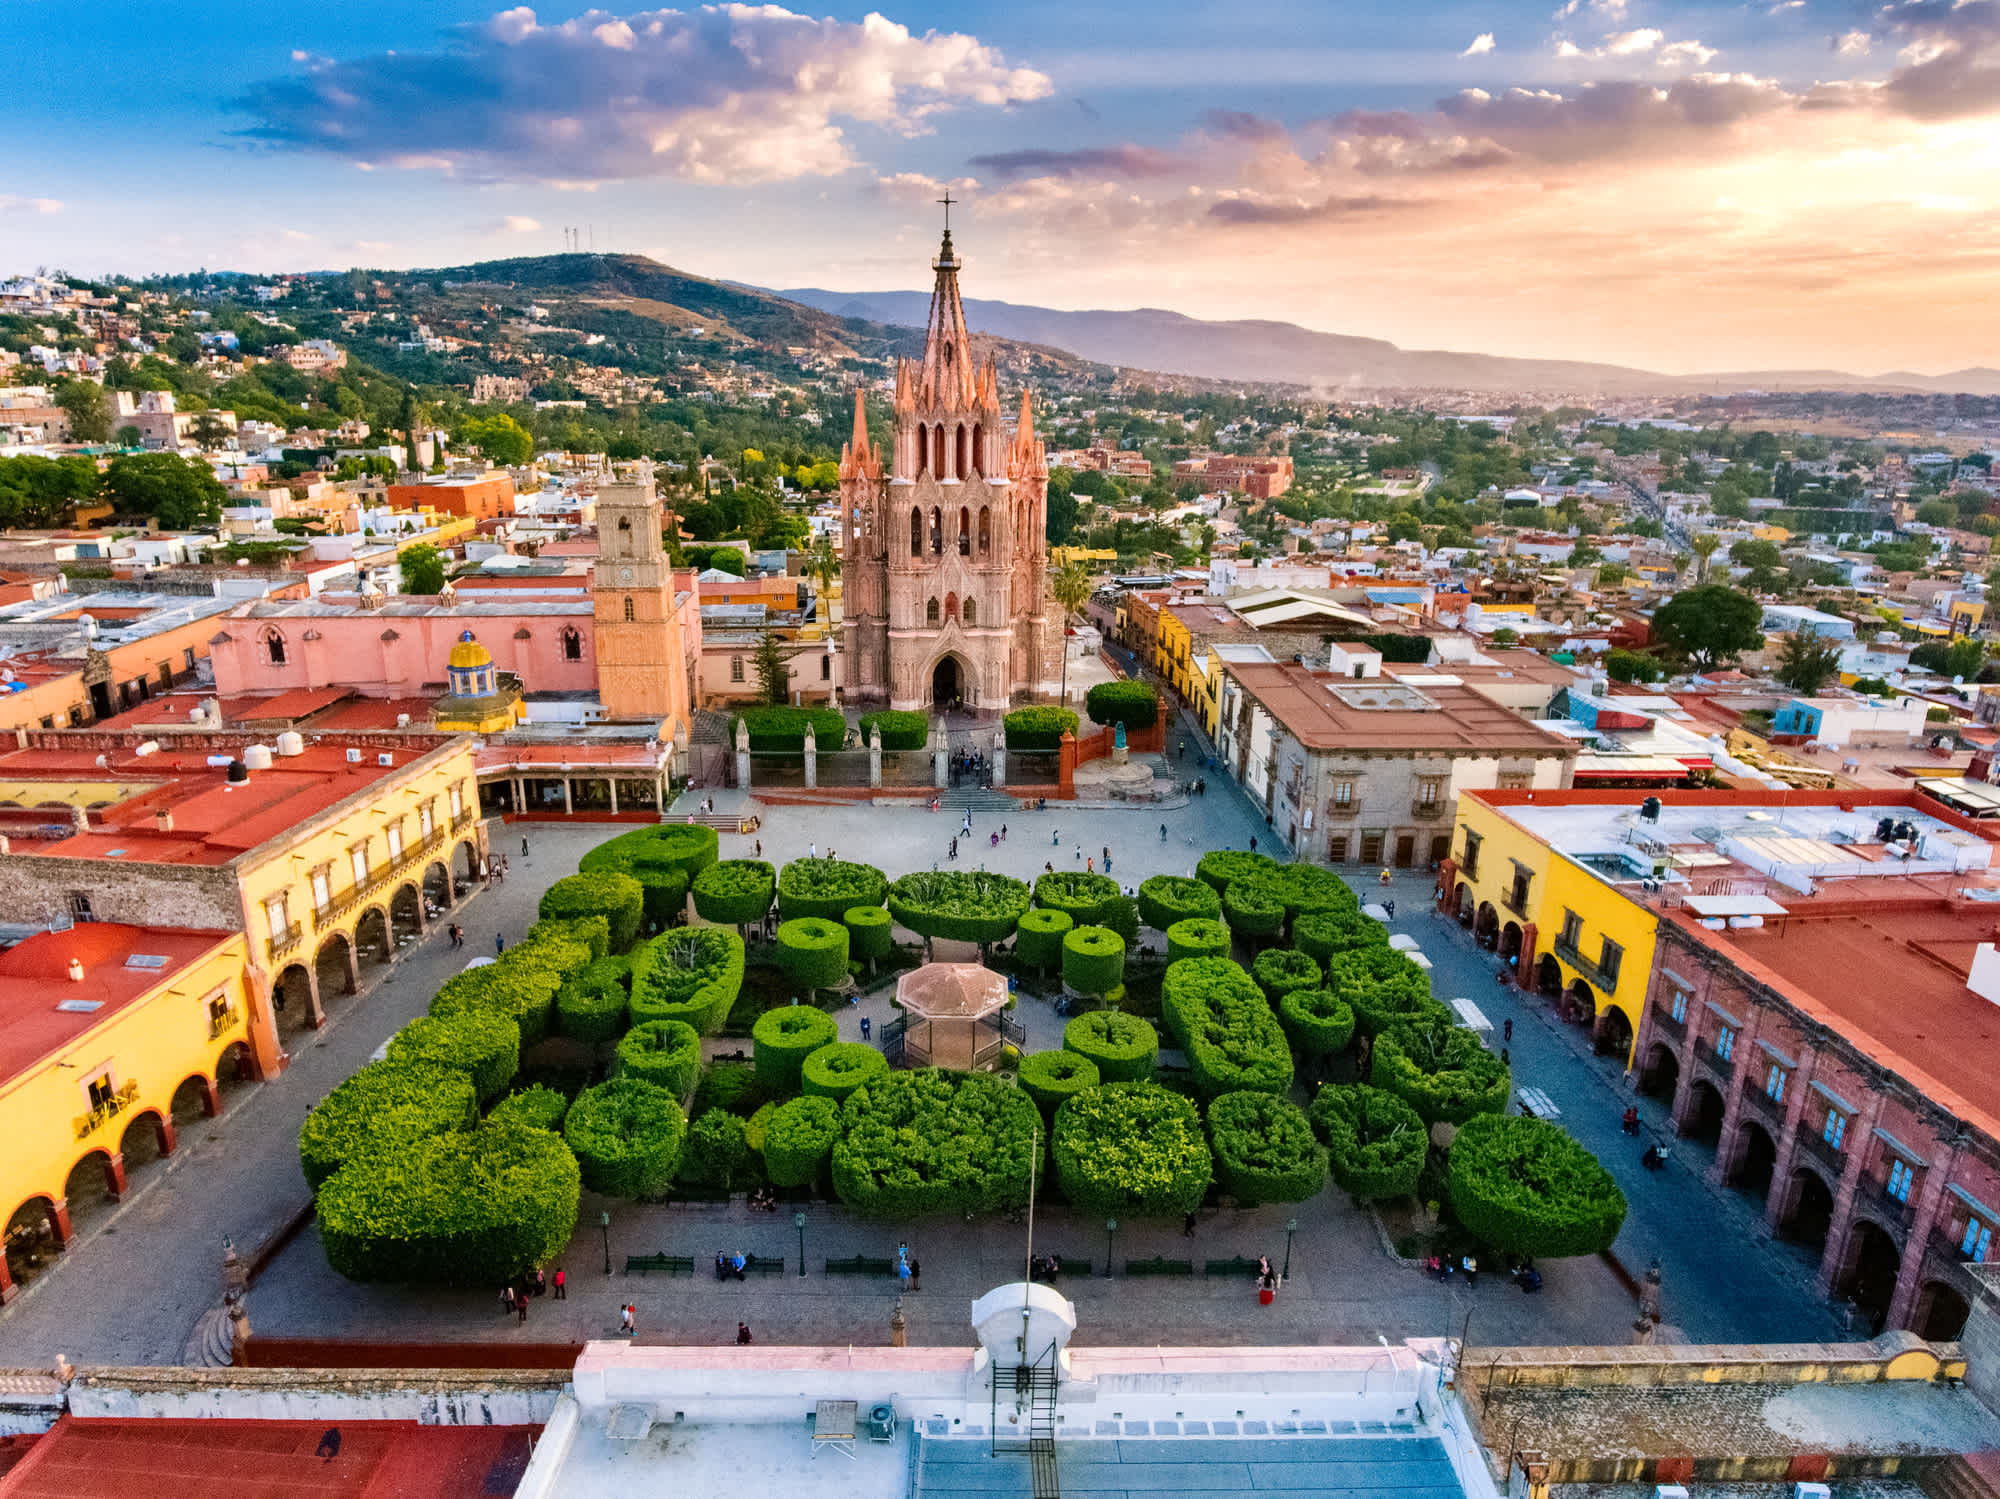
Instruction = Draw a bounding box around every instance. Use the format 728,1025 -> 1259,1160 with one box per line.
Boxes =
614,1019 -> 703,1098
763,1095 -> 840,1187
843,905 -> 894,971
1166,917 -> 1232,965
886,869 -> 1032,947
1015,907 -> 1073,974
678,1108 -> 753,1190
1196,849 -> 1277,897
524,915 -> 609,965
1309,1085 -> 1426,1201
752,1004 -> 840,1091
1034,869 -> 1123,926
1221,879 -> 1286,939
386,1012 -> 521,1105
1052,1082 -> 1212,1216
1370,1018 -> 1512,1125
777,859 -> 888,922
581,824 -> 714,926
1242,864 -> 1355,924
299,1061 -> 477,1192
1062,925 -> 1125,997
1207,1091 -> 1328,1205
1085,679 -> 1159,731
556,955 -> 630,1043
317,1119 -> 580,1285
1447,1113 -> 1627,1259
1278,988 -> 1356,1058
692,859 -> 775,928
1294,907 -> 1388,967
775,917 -> 850,994
1137,874 -> 1221,932
732,704 -> 847,753
859,708 -> 928,751
832,1069 -> 1040,1218
538,871 -> 645,953
1160,956 -> 1294,1097
1002,705 -> 1079,750
745,1101 -> 775,1154
1252,947 -> 1321,1004
1018,1049 -> 1101,1116
801,1041 -> 890,1103
487,1084 -> 570,1133
429,960 -> 563,1046
1101,895 -> 1141,952
1325,945 -> 1443,1036
1063,1010 -> 1158,1083
563,1077 -> 687,1198
628,926 -> 745,1033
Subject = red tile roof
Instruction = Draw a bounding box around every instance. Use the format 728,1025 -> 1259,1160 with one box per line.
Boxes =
1221,660 -> 1576,754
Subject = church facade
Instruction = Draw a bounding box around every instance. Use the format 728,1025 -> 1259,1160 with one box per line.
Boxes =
838,229 -> 1064,712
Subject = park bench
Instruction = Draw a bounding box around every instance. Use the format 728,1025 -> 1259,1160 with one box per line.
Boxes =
824,1255 -> 898,1277
624,1253 -> 694,1277
1029,1259 -> 1090,1282
743,1253 -> 785,1277
1124,1256 -> 1194,1278
1203,1255 -> 1264,1279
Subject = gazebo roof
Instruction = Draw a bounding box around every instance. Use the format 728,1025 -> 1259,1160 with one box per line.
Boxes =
895,962 -> 1009,1020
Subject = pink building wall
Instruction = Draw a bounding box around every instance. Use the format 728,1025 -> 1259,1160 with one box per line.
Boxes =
209,606 -> 600,699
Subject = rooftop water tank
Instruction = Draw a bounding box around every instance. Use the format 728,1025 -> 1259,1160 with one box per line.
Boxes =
275,731 -> 304,757
242,744 -> 273,771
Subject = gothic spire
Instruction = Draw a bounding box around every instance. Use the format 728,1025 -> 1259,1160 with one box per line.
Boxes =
919,226 -> 975,409
840,386 -> 879,482
1009,388 -> 1045,479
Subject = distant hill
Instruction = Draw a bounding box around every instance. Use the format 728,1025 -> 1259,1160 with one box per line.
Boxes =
776,286 -> 2000,398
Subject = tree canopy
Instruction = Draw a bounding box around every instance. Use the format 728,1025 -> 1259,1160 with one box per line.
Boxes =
1650,585 -> 1763,669
100,452 -> 226,529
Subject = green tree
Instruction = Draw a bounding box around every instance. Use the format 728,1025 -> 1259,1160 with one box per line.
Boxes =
752,629 -> 792,706
461,413 -> 534,466
55,381 -> 112,444
1911,637 -> 1985,679
1689,533 -> 1722,583
399,542 -> 446,595
1051,558 -> 1092,705
1773,626 -> 1845,696
1916,498 -> 1959,528
100,453 -> 226,529
0,454 -> 99,527
803,533 -> 841,601
186,410 -> 233,450
1650,585 -> 1763,670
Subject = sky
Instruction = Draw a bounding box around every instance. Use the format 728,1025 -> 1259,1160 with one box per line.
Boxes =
5,0 -> 1999,375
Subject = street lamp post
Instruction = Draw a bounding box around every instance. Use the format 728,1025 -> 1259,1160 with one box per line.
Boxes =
1283,1218 -> 1298,1280
1104,1218 -> 1117,1278
600,1210 -> 612,1275
795,1212 -> 808,1277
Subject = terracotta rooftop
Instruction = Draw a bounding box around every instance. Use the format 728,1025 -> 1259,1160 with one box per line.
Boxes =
1222,660 -> 1576,754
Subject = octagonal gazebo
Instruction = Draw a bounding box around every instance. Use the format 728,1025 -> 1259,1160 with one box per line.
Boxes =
894,962 -> 1011,1070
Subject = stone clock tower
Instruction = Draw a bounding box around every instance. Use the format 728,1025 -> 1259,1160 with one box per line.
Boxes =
592,462 -> 690,728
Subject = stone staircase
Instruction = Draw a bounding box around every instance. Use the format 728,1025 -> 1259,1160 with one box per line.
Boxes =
183,1302 -> 237,1368
1925,1452 -> 2000,1499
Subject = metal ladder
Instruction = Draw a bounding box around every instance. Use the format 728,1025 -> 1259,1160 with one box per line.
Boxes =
992,1353 -> 1060,1499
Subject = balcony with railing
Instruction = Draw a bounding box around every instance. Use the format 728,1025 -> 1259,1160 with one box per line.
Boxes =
208,1004 -> 242,1040
1798,1127 -> 1846,1177
73,1080 -> 140,1140
267,921 -> 304,964
1741,1083 -> 1787,1128
1692,1037 -> 1736,1081
1867,1179 -> 1918,1238
451,808 -> 477,833
1410,798 -> 1448,821
1552,937 -> 1619,993
1650,1007 -> 1686,1043
312,829 -> 447,932
1327,798 -> 1360,819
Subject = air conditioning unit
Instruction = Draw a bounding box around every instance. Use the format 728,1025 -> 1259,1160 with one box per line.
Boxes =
346,748 -> 362,764
377,753 -> 394,767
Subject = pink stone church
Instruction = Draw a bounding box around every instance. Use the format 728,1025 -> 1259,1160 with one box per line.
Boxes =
838,228 -> 1063,712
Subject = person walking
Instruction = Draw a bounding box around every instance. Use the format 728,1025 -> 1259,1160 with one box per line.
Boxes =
495,933 -> 506,956
1183,1211 -> 1198,1238
522,835 -> 530,858
1102,845 -> 1111,872
553,1267 -> 566,1300
501,1285 -> 515,1318
754,839 -> 762,859
1001,824 -> 1007,842
1086,857 -> 1094,874
809,842 -> 818,860
1161,823 -> 1168,841
1461,1253 -> 1478,1288
736,1322 -> 754,1345
1502,1018 -> 1513,1044
1052,827 -> 1060,846
620,1304 -> 636,1336
517,1289 -> 529,1324
1249,835 -> 1258,854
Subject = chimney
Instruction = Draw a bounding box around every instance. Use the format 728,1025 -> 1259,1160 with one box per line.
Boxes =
70,805 -> 89,833
155,808 -> 174,833
68,958 -> 84,982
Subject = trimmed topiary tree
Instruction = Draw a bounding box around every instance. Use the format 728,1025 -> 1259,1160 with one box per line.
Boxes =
692,859 -> 775,930
777,859 -> 889,922
677,1108 -> 753,1190
752,1004 -> 840,1092
1002,705 -> 1079,750
538,871 -> 645,953
1196,849 -> 1277,897
843,904 -> 894,975
886,869 -> 1032,954
628,926 -> 745,1034
1160,956 -> 1294,1097
580,823 -> 714,928
1222,878 -> 1286,940
487,1083 -> 570,1133
563,1077 -> 687,1199
1447,1113 -> 1627,1259
1018,1049 -> 1101,1117
1035,869 -> 1123,927
1241,864 -> 1355,926
430,960 -> 564,1046
299,1060 -> 478,1192
1062,925 -> 1125,998
1294,906 -> 1388,967
385,1012 -> 521,1105
1207,1090 -> 1328,1205
802,1041 -> 889,1103
614,1018 -> 703,1098
1326,944 -> 1444,1037
1370,1017 -> 1512,1125
1167,917 -> 1232,965
732,705 -> 846,753
1278,988 -> 1356,1059
1309,1084 -> 1427,1201
1063,1010 -> 1158,1083
858,709 -> 928,751
556,954 -> 631,1043
775,916 -> 850,996
1137,874 -> 1221,933
526,914 -> 609,964
1252,947 -> 1321,1005
762,1094 -> 840,1187
1085,679 -> 1159,732
1015,907 -> 1074,976
1053,1082 -> 1212,1217
832,1069 -> 1040,1218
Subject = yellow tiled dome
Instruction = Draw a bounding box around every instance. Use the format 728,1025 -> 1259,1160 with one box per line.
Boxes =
447,630 -> 491,670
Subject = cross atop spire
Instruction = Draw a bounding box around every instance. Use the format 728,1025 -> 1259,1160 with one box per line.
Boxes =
938,189 -> 955,232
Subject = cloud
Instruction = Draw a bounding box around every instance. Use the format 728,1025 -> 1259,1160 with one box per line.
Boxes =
1874,0 -> 2000,119
1604,27 -> 1664,54
234,5 -> 1052,185
499,214 -> 542,232
1201,109 -> 1288,142
1206,192 -> 1400,224
1462,32 -> 1497,56
1835,30 -> 1872,55
968,145 -> 1184,180
1658,40 -> 1719,66
1769,1 -> 1804,11
872,171 -> 979,202
0,196 -> 61,215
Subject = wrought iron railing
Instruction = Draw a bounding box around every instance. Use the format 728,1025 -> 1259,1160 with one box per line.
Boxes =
312,829 -> 447,932
267,922 -> 304,963
73,1080 -> 140,1140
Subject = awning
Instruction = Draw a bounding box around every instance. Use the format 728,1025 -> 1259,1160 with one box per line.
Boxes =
1573,755 -> 1691,780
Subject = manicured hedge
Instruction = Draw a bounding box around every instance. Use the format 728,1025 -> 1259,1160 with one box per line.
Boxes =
1035,869 -> 1123,927
1196,849 -> 1277,897
1294,907 -> 1388,967
733,704 -> 847,754
300,1060 -> 479,1192
614,1019 -> 703,1098
1085,679 -> 1159,731
692,859 -> 776,928
1207,1090 -> 1328,1205
628,926 -> 746,1034
677,1108 -> 752,1190
538,871 -> 645,953
1137,874 -> 1221,932
1370,1018 -> 1512,1125
1167,917 -> 1233,965
1325,944 -> 1444,1037
1015,907 -> 1074,974
1062,925 -> 1125,997
1052,1082 -> 1212,1216
1252,947 -> 1322,1004
430,958 -> 562,1046
1003,705 -> 1079,750
832,1069 -> 1040,1218
317,1119 -> 580,1285
1063,1010 -> 1159,1083
802,1041 -> 890,1103
762,1094 -> 840,1187
777,859 -> 889,922
886,869 -> 1032,946
1309,1084 -> 1427,1200
859,709 -> 928,752
1160,956 -> 1294,1097
385,1012 -> 521,1105
752,1004 -> 840,1091
488,1084 -> 570,1133
556,955 -> 630,1043
776,916 -> 851,994
1221,879 -> 1286,939
843,905 -> 894,970
563,1077 -> 687,1199
1018,1049 -> 1101,1116
524,915 -> 609,965
1447,1113 -> 1627,1259
1278,988 -> 1357,1058
1241,863 -> 1355,924
581,824 -> 715,926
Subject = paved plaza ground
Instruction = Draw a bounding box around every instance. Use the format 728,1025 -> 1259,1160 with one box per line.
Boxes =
0,706 -> 1850,1366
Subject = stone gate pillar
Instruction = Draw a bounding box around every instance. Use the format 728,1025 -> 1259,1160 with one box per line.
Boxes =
932,716 -> 948,789
991,730 -> 1006,788
735,717 -> 752,791
868,726 -> 883,789
803,724 -> 818,790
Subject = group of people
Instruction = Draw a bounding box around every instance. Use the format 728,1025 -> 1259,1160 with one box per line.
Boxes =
948,748 -> 990,788
500,1266 -> 562,1321
1028,1253 -> 1068,1282
714,1250 -> 750,1280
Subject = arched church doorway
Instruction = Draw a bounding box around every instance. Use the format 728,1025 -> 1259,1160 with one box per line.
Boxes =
932,657 -> 963,712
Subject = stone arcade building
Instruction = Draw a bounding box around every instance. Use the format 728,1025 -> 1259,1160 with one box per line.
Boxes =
838,228 -> 1064,712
